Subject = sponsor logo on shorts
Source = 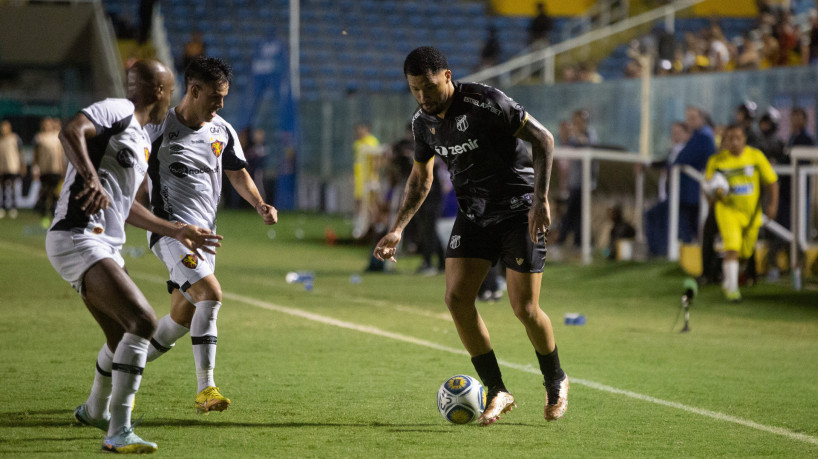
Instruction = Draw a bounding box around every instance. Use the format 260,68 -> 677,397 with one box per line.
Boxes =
449,234 -> 461,249
116,148 -> 135,168
516,257 -> 524,266
211,140 -> 224,157
455,115 -> 469,132
181,253 -> 199,269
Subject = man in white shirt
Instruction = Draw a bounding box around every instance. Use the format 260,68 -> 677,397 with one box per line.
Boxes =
143,56 -> 277,414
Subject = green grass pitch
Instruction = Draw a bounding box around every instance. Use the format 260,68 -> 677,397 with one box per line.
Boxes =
1,210 -> 817,457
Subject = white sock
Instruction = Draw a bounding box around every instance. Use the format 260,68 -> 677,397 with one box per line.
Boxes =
147,315 -> 190,362
86,344 -> 114,420
108,333 -> 149,436
723,259 -> 739,292
190,300 -> 220,392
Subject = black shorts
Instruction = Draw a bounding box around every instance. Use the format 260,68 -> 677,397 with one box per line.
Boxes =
445,212 -> 547,273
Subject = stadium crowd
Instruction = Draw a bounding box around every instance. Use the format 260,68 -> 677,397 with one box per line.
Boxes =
602,4 -> 818,82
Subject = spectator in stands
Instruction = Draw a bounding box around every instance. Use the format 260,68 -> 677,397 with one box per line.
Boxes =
560,65 -> 578,82
757,107 -> 786,164
658,121 -> 692,202
736,31 -> 762,70
645,106 -> 716,255
479,25 -> 502,70
808,11 -> 818,64
736,100 -> 762,148
181,32 -> 207,73
775,13 -> 800,65
556,109 -> 598,249
528,2 -> 553,47
706,24 -> 731,71
138,0 -> 156,44
32,117 -> 66,226
765,106 -> 814,279
0,120 -> 25,219
624,59 -> 643,78
577,61 -> 603,83
760,32 -> 781,68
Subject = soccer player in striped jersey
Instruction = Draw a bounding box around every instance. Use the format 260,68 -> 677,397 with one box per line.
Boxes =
142,57 -> 277,413
374,46 -> 568,426
46,59 -> 222,454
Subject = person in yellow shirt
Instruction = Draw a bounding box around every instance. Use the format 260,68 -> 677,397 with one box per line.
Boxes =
704,124 -> 779,302
352,122 -> 382,239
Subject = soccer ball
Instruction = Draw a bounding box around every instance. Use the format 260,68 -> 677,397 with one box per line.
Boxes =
705,171 -> 730,197
437,375 -> 486,424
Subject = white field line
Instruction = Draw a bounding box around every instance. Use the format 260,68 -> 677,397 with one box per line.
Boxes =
4,238 -> 814,447
127,272 -> 818,447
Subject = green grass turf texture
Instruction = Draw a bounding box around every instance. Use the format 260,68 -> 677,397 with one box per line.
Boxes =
1,209 -> 817,458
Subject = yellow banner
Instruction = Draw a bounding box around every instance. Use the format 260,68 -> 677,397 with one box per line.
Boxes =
490,0 -> 595,17
692,0 -> 758,17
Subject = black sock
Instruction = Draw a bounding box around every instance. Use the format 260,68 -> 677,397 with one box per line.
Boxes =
471,350 -> 507,394
536,346 -> 566,383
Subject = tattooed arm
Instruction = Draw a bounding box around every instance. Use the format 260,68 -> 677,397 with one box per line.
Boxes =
516,114 -> 555,242
373,157 -> 435,262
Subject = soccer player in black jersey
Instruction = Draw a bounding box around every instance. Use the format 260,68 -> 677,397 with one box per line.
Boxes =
374,46 -> 568,426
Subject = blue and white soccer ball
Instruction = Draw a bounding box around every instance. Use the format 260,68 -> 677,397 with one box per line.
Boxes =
437,374 -> 486,424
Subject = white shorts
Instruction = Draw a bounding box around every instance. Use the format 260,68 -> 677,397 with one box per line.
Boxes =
46,230 -> 125,293
150,234 -> 215,293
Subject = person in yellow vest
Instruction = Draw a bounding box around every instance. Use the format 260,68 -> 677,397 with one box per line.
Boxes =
704,124 -> 779,302
0,120 -> 25,219
352,122 -> 382,239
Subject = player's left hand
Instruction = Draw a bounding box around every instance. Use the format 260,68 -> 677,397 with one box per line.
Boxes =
528,197 -> 551,243
174,223 -> 223,256
256,202 -> 278,225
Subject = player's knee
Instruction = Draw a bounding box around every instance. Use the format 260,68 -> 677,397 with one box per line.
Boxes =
129,307 -> 158,339
445,289 -> 473,310
512,302 -> 540,325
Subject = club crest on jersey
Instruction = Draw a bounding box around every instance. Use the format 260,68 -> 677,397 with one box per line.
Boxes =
430,127 -> 435,135
181,253 -> 199,269
456,115 -> 469,132
449,235 -> 461,249
211,140 -> 224,157
116,148 -> 135,168
144,147 -> 150,162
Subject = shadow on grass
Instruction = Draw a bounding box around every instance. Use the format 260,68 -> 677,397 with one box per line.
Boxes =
0,410 -> 539,431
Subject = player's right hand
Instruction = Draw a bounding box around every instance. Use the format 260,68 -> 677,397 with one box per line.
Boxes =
175,224 -> 224,256
373,231 -> 401,262
74,175 -> 110,216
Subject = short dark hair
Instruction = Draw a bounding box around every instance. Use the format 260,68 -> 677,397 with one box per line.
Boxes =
404,46 -> 449,77
725,123 -> 746,135
792,107 -> 807,119
185,56 -> 232,88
